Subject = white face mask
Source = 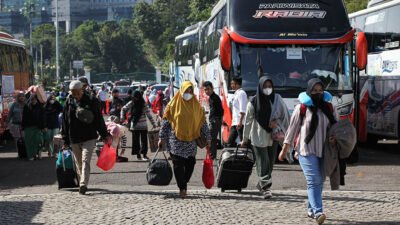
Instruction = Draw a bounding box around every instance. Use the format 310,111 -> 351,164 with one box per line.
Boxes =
183,93 -> 193,101
263,88 -> 273,96
49,100 -> 55,104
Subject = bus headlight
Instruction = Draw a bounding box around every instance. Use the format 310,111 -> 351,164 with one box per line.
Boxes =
337,103 -> 353,116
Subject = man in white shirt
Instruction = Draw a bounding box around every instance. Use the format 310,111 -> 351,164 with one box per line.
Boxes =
97,86 -> 108,114
227,77 -> 248,147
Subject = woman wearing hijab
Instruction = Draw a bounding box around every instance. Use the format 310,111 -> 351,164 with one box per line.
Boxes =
121,90 -> 156,161
241,76 -> 290,199
7,92 -> 26,152
22,94 -> 46,160
158,81 -> 211,198
44,93 -> 63,157
279,78 -> 338,225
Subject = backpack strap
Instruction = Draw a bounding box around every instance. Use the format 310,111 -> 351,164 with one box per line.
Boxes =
299,103 -> 307,125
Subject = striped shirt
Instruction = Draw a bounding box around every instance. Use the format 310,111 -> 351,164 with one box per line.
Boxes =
284,104 -> 338,158
121,101 -> 156,130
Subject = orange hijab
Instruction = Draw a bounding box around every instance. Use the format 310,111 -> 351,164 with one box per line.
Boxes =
163,81 -> 205,141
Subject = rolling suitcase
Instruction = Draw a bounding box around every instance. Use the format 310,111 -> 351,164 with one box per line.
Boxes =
56,149 -> 79,189
17,138 -> 27,159
216,147 -> 255,192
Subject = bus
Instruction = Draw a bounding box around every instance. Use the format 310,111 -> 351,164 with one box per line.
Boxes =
0,32 -> 34,135
171,22 -> 203,98
194,0 -> 366,143
349,0 -> 400,145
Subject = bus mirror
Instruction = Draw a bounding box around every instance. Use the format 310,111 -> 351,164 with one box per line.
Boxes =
220,31 -> 232,71
356,32 -> 368,70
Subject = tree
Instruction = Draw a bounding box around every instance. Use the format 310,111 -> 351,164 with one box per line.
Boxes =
189,0 -> 218,22
344,0 -> 368,13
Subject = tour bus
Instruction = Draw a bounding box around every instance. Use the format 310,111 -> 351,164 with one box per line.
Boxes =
349,0 -> 400,145
0,32 -> 34,135
193,0 -> 367,143
171,22 -> 203,98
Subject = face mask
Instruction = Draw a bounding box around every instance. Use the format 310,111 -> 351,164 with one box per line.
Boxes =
311,93 -> 324,105
183,93 -> 193,101
49,100 -> 55,104
263,88 -> 273,96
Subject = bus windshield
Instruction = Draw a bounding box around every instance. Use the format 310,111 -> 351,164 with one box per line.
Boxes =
232,44 -> 351,92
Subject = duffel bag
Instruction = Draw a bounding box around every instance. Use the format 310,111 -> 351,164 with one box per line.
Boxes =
146,148 -> 173,186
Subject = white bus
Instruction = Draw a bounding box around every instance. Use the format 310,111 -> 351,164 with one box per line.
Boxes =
350,0 -> 400,145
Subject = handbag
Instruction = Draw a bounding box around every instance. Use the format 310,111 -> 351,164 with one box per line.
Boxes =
96,144 -> 117,171
202,147 -> 214,189
76,106 -> 94,124
272,125 -> 285,142
195,135 -> 207,149
146,148 -> 173,186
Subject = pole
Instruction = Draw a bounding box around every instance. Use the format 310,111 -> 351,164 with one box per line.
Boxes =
29,22 -> 33,54
55,0 -> 60,83
40,44 -> 43,78
35,46 -> 38,75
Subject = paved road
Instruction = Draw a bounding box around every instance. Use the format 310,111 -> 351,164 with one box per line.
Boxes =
0,134 -> 399,224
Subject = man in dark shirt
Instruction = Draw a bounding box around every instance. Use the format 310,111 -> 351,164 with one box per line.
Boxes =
203,81 -> 224,160
110,89 -> 124,116
62,80 -> 111,195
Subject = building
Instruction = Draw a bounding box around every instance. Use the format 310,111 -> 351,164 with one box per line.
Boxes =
52,0 -> 143,33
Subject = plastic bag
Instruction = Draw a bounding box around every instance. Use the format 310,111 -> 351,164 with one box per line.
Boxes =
96,144 -> 117,171
202,148 -> 214,189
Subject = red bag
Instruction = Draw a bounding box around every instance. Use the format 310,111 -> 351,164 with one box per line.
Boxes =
202,148 -> 214,189
96,144 -> 117,171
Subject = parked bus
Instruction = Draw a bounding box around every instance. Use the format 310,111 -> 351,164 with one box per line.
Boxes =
349,0 -> 400,145
171,22 -> 203,98
0,32 -> 34,135
195,0 -> 366,143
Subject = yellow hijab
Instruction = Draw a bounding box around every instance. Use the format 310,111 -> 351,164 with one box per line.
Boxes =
163,81 -> 205,142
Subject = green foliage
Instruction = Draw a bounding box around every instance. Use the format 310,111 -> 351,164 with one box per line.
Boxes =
344,0 -> 368,13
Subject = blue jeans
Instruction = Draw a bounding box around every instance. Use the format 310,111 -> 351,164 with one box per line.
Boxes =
299,154 -> 325,216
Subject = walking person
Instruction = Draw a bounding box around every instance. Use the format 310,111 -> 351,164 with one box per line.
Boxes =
7,92 -> 25,153
241,77 -> 290,199
203,81 -> 224,160
279,78 -> 338,225
158,81 -> 211,198
109,89 -> 124,116
44,93 -> 63,157
22,94 -> 46,160
62,81 -> 111,195
97,86 -> 108,114
124,89 -> 133,105
121,90 -> 156,161
226,77 -> 247,147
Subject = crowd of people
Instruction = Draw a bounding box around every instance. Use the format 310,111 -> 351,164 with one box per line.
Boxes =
5,75 -> 348,225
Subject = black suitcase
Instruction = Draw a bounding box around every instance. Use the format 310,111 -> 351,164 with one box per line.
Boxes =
56,167 -> 79,189
17,138 -> 27,159
216,147 -> 255,192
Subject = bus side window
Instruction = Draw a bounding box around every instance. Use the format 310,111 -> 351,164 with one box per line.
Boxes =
386,5 -> 400,50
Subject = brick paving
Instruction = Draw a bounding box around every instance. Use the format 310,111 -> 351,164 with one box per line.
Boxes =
0,189 -> 399,225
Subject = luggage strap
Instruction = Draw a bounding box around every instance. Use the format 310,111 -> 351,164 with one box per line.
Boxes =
150,147 -> 168,163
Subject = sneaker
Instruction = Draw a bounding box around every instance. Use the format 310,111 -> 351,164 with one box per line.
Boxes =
79,186 -> 88,195
137,155 -> 142,160
307,211 -> 315,219
28,158 -> 34,161
315,213 -> 326,225
263,190 -> 272,199
142,156 -> 149,161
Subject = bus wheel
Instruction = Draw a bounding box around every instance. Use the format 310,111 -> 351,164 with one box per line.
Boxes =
346,145 -> 359,164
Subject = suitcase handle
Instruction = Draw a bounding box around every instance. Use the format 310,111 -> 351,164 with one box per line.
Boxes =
234,145 -> 254,161
150,147 -> 168,163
